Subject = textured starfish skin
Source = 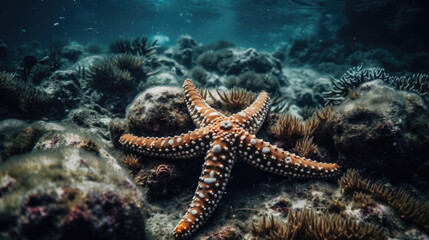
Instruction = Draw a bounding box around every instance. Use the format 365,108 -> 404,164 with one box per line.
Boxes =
119,79 -> 340,239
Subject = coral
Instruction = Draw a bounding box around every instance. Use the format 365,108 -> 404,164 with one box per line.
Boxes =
113,53 -> 150,79
84,57 -> 134,92
353,192 -> 375,208
270,113 -> 304,142
121,154 -> 140,170
329,80 -> 429,178
324,65 -> 389,105
293,136 -> 320,159
324,65 -> 429,105
109,36 -> 157,57
299,106 -> 316,120
0,147 -> 145,239
339,169 -> 429,232
389,73 -> 429,102
77,139 -> 100,154
83,53 -> 157,113
27,63 -> 51,84
145,163 -> 181,199
208,87 -> 257,115
0,72 -> 52,118
226,71 -> 281,94
189,66 -> 209,85
202,226 -> 242,240
252,209 -> 386,240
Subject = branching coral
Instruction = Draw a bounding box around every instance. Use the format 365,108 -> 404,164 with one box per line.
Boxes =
109,36 -> 158,57
252,209 -> 386,240
293,136 -> 320,158
339,169 -> 429,231
199,87 -> 258,116
270,113 -> 305,141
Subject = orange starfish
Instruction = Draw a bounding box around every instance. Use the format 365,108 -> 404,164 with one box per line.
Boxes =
119,79 -> 340,239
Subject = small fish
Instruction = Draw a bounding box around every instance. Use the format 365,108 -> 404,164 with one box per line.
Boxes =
20,26 -> 27,33
59,16 -> 65,20
85,27 -> 94,32
53,22 -> 59,27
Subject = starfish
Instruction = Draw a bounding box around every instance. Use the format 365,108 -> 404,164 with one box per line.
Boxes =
119,79 -> 340,239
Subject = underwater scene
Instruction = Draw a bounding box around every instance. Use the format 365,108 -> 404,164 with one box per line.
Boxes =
0,0 -> 429,239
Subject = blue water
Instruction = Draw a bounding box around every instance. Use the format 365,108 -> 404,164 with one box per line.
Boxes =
0,0 -> 344,50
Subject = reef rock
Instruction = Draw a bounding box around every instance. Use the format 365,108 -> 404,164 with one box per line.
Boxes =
124,86 -> 193,137
0,146 -> 145,239
330,80 -> 429,178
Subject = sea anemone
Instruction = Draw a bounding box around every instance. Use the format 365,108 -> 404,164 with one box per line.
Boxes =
109,36 -> 158,57
252,209 -> 386,240
339,169 -> 429,231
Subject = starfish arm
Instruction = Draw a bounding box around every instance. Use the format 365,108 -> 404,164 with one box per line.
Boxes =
118,127 -> 212,159
236,132 -> 340,178
231,91 -> 270,134
183,79 -> 225,128
174,138 -> 234,239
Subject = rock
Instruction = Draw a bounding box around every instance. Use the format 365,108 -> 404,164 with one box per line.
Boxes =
0,119 -> 43,162
65,105 -> 113,141
330,80 -> 429,178
177,35 -> 198,50
61,41 -> 85,62
124,86 -> 193,137
41,70 -> 81,118
197,47 -> 287,86
143,72 -> 181,89
0,146 -> 145,239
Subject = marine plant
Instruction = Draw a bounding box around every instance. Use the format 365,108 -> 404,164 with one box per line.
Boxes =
84,53 -> 156,94
0,72 -> 52,116
84,57 -> 134,92
109,36 -> 158,57
189,66 -> 208,85
252,209 -> 386,240
338,169 -> 429,232
27,63 -> 52,84
293,135 -> 320,158
324,65 -> 429,105
226,71 -> 280,94
270,113 -> 305,142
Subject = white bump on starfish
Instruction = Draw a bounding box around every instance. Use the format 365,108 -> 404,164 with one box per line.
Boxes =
212,144 -> 222,154
262,146 -> 271,154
